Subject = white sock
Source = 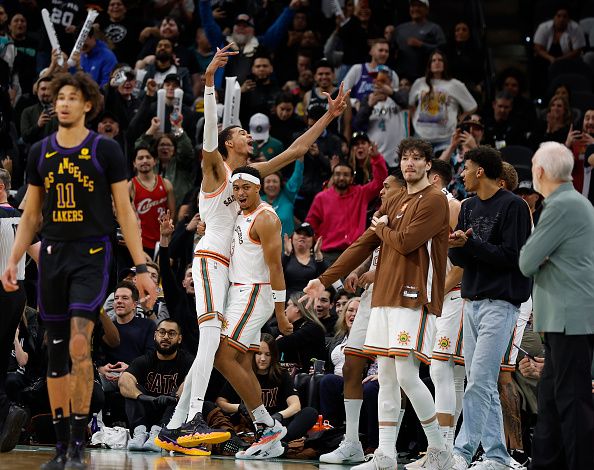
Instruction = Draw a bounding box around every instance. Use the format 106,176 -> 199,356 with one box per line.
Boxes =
422,420 -> 445,451
394,408 -> 405,441
167,370 -> 192,429
378,425 -> 397,460
454,365 -> 465,427
344,399 -> 362,442
187,326 -> 220,418
439,425 -> 450,441
252,405 -> 274,426
447,426 -> 456,448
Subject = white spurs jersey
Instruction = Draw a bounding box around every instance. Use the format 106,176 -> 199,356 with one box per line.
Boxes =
195,163 -> 239,260
229,203 -> 279,285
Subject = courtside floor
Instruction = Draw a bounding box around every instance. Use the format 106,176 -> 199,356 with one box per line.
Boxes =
1,446 -> 410,470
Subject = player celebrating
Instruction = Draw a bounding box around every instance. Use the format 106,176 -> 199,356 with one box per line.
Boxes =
303,138 -> 454,470
155,44 -> 349,451
1,72 -> 157,470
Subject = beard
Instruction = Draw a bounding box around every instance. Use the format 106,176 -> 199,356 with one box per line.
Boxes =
156,52 -> 173,63
156,341 -> 179,355
232,33 -> 249,46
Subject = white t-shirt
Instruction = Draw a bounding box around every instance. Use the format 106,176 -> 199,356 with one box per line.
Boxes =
534,19 -> 586,54
366,97 -> 408,167
409,78 -> 477,143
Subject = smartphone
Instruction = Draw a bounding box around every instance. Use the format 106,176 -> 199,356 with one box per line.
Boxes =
512,343 -> 536,361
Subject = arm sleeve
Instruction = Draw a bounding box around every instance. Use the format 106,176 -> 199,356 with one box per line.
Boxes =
361,154 -> 388,202
260,7 -> 295,51
374,193 -> 447,255
519,201 -> 566,277
465,199 -> 532,268
203,85 -> 218,152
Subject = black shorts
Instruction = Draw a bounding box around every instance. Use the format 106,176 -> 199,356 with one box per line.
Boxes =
38,237 -> 112,322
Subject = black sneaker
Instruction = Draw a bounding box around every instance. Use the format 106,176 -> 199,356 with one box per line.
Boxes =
220,433 -> 251,456
176,412 -> 231,447
154,427 -> 211,456
40,442 -> 68,470
0,405 -> 27,452
64,440 -> 86,469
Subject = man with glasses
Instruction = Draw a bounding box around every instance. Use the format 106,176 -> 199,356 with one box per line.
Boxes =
119,319 -> 193,452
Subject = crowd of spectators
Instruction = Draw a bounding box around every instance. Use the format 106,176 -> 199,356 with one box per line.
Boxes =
1,0 -> 594,463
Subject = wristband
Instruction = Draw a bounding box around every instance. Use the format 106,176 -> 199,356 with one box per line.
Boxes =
272,289 -> 286,303
135,264 -> 148,274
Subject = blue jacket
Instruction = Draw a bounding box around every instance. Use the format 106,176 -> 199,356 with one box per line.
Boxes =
81,40 -> 118,87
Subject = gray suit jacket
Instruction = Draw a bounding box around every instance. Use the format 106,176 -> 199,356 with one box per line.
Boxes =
519,183 -> 594,334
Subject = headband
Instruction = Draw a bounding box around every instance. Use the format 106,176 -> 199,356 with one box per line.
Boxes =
230,173 -> 261,185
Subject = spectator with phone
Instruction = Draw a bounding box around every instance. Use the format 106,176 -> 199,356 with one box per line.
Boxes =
566,108 -> 594,196
19,76 -> 58,144
118,319 -> 193,452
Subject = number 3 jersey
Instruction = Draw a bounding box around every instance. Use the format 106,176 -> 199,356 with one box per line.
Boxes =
27,131 -> 128,241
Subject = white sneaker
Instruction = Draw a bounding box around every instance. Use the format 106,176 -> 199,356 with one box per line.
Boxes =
350,449 -> 396,470
319,438 -> 365,464
469,459 -> 510,469
420,447 -> 454,470
236,420 -> 286,460
236,440 -> 284,460
451,453 -> 469,470
508,457 -> 527,470
405,454 -> 427,469
142,425 -> 162,452
127,425 -> 148,451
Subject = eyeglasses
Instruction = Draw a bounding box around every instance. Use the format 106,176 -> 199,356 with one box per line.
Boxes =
156,329 -> 179,338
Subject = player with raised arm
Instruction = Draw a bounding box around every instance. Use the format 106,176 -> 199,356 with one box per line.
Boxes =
1,72 -> 157,470
155,44 -> 349,452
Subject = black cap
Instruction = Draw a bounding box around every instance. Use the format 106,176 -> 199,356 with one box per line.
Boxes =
514,180 -> 536,195
235,13 -> 255,27
351,131 -> 370,145
163,73 -> 181,85
98,110 -> 120,123
294,222 -> 314,237
118,266 -> 136,281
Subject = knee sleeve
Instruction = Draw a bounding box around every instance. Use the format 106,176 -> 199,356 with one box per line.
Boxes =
395,355 -> 435,422
377,357 -> 400,422
46,321 -> 70,378
430,360 -> 456,415
70,332 -> 90,361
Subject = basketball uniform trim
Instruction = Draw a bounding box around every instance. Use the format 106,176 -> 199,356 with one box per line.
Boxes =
198,257 -> 214,313
197,312 -> 225,325
343,347 -> 375,359
194,250 -> 230,267
225,336 -> 249,353
201,162 -> 232,198
230,285 -> 261,341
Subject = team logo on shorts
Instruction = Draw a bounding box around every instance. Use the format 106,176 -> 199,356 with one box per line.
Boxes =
221,318 -> 229,331
398,331 -> 411,346
437,336 -> 451,350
